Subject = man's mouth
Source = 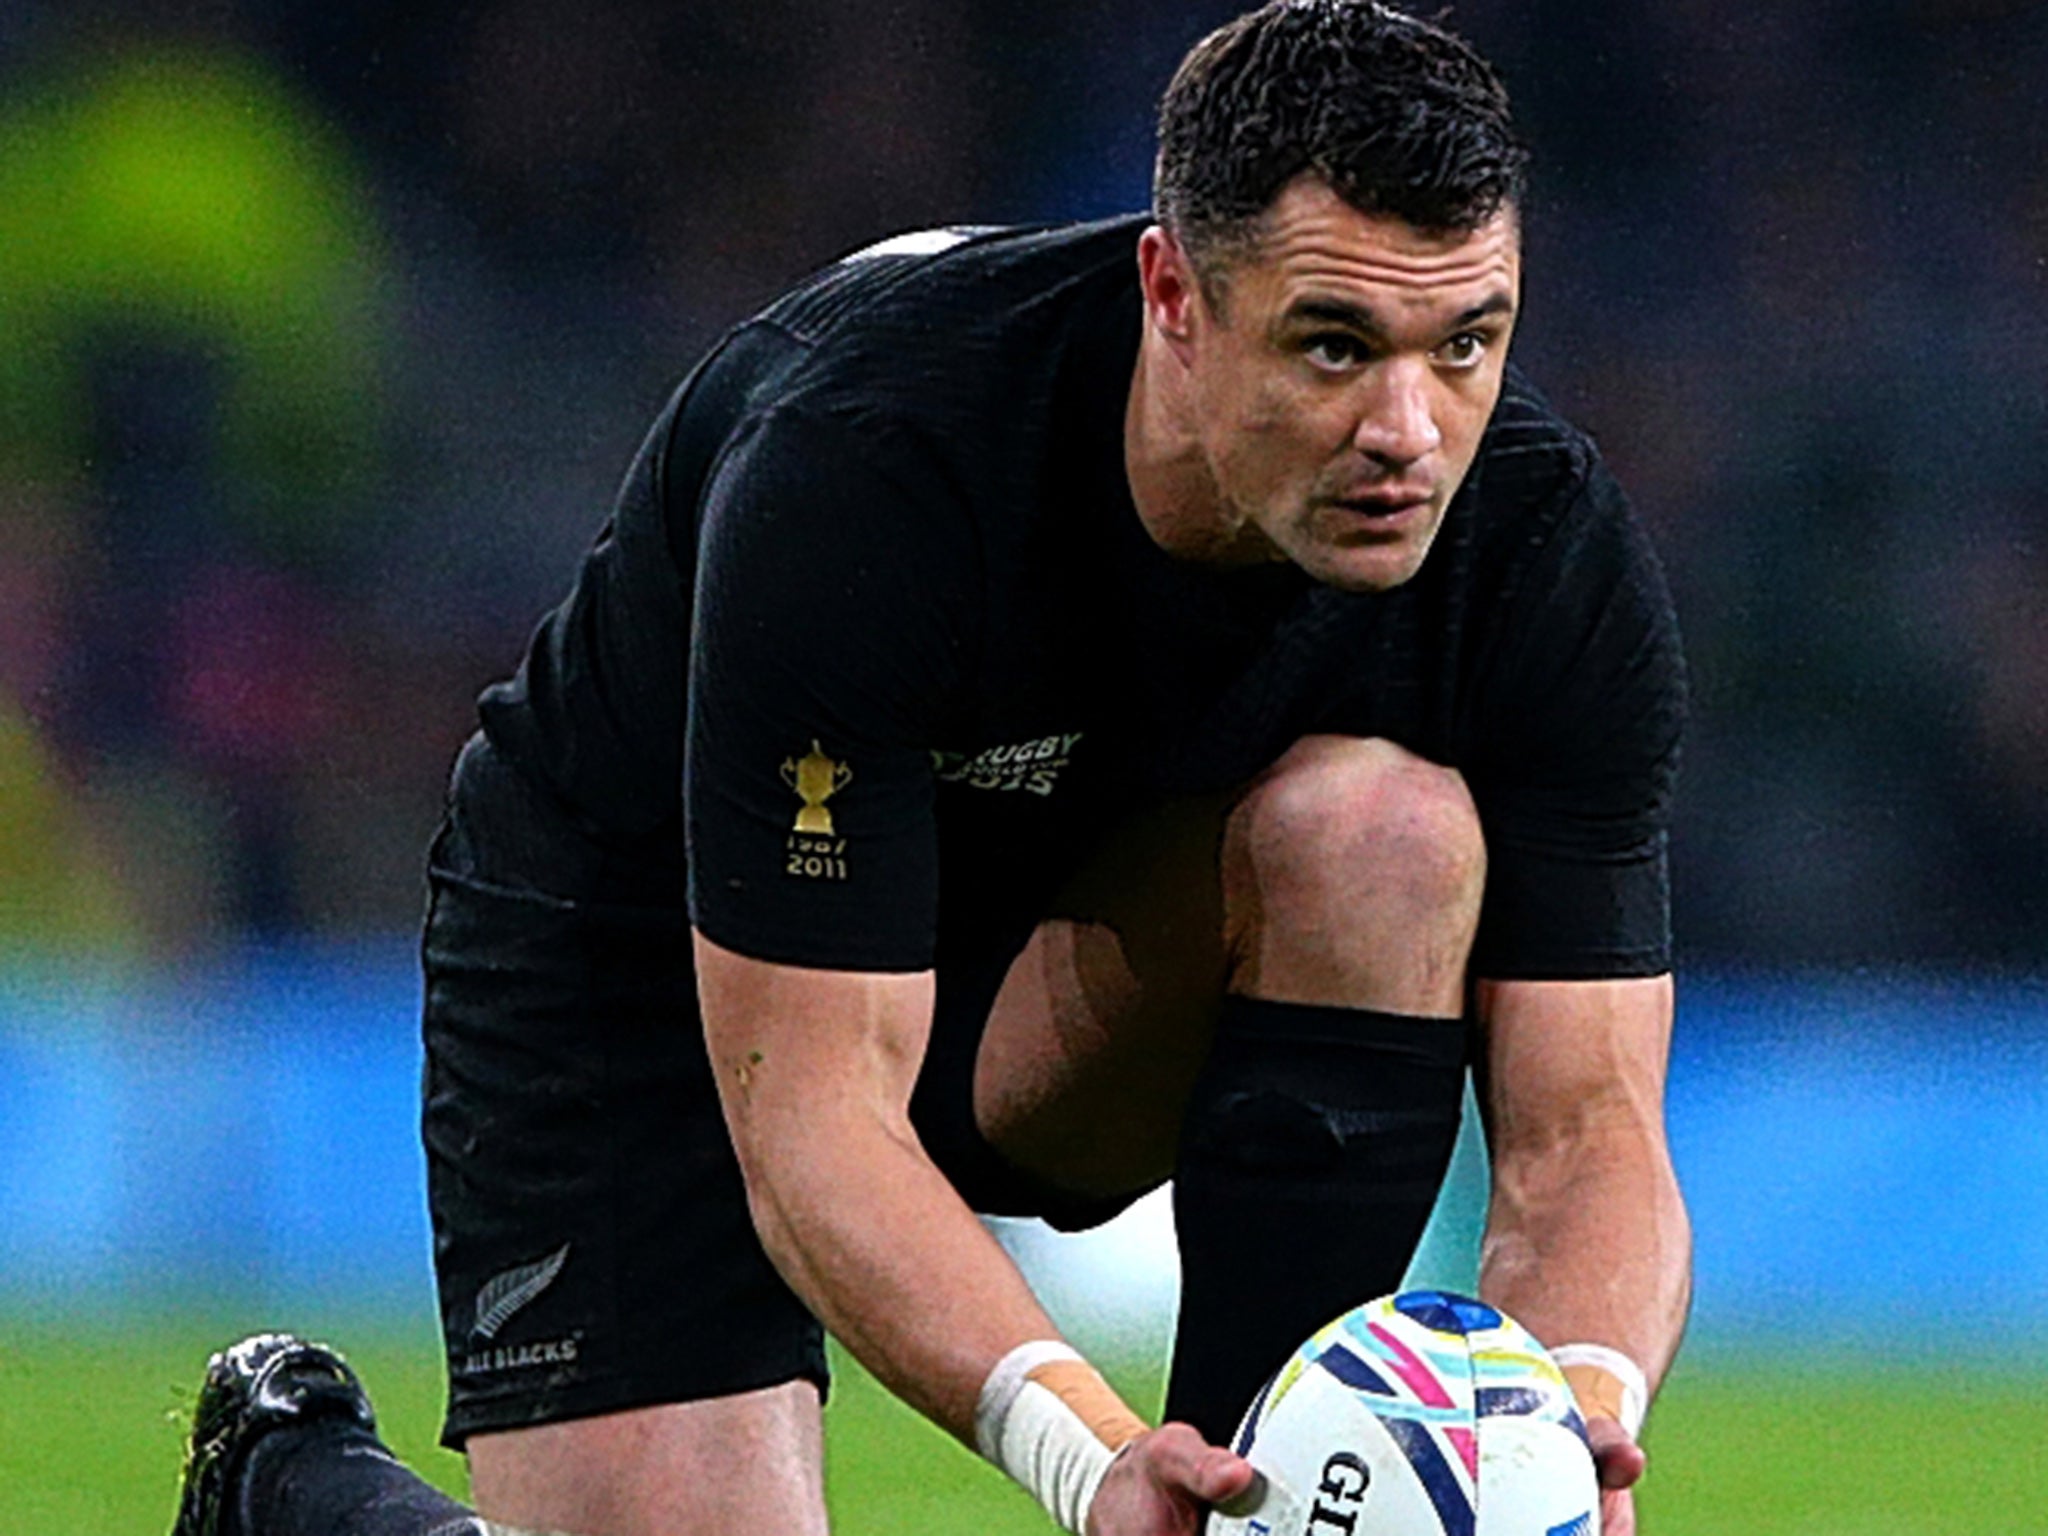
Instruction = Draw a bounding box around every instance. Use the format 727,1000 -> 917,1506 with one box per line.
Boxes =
1329,490 -> 1432,519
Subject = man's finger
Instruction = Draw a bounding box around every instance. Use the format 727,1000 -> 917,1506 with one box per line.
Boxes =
1584,1415 -> 1648,1491
1188,1446 -> 1258,1505
1144,1423 -> 1259,1504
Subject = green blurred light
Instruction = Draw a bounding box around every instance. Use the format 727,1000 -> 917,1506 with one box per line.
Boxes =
0,48 -> 387,556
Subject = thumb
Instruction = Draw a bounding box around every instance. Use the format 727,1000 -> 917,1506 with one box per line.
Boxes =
1584,1416 -> 1647,1491
1147,1423 -> 1259,1503
1189,1445 -> 1259,1505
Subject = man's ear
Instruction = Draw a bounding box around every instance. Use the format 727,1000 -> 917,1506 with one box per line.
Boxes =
1137,225 -> 1207,365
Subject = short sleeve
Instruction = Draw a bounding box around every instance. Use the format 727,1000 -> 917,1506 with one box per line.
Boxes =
684,408 -> 977,970
1466,463 -> 1688,979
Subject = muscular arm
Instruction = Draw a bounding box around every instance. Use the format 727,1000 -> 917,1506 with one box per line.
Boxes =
1474,974 -> 1687,1535
696,933 -> 1252,1536
694,931 -> 1061,1440
1474,973 -> 1690,1401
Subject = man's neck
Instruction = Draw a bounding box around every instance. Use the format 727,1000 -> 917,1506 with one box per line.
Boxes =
1122,322 -> 1277,567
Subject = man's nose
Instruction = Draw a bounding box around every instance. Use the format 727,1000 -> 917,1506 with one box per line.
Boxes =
1352,357 -> 1442,468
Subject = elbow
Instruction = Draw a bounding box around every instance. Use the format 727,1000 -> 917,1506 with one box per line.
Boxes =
731,1143 -> 840,1312
1493,1116 -> 1681,1214
723,1100 -> 922,1297
719,1108 -> 814,1286
1485,1112 -> 1689,1266
1483,1119 -> 1693,1327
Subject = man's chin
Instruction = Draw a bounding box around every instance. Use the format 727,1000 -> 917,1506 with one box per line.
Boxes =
1295,541 -> 1430,593
1280,506 -> 1443,592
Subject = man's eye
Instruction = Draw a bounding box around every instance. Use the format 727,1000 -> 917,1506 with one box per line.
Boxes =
1304,334 -> 1367,370
1436,332 -> 1490,368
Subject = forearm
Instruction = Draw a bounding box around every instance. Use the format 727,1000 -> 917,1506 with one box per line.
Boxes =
688,922 -> 1257,1534
1474,973 -> 1690,1411
694,932 -> 1142,1458
727,1022 -> 1159,1536
742,1094 -> 1070,1441
1479,1121 -> 1691,1395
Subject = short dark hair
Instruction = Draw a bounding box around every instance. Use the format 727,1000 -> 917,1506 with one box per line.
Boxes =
1155,1 -> 1527,286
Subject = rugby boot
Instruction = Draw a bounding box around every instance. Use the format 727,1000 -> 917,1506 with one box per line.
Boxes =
171,1332 -> 377,1536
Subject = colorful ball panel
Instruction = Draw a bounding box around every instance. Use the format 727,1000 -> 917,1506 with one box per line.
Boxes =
1208,1291 -> 1598,1536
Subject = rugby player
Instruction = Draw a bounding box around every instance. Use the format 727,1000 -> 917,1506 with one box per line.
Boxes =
173,4 -> 1690,1534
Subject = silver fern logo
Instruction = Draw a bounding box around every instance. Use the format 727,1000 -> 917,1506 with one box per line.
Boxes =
471,1244 -> 570,1343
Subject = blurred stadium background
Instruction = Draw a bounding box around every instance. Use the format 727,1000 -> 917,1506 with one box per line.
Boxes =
1,1 -> 2043,1531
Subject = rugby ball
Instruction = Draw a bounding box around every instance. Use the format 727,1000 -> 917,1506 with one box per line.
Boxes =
1207,1291 -> 1598,1536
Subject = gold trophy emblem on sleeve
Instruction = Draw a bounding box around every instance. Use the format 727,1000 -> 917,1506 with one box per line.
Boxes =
781,740 -> 852,835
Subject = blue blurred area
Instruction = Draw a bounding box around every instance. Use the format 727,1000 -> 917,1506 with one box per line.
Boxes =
4,955 -> 2044,1348
1669,974 -> 2048,1343
0,945 -> 428,1312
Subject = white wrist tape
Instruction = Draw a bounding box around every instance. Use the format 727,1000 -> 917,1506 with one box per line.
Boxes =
1550,1342 -> 1649,1438
975,1341 -> 1146,1535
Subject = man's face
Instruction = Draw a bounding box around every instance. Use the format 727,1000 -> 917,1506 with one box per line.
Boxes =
1162,178 -> 1520,592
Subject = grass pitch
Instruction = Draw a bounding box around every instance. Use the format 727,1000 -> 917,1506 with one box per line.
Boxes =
0,1319 -> 2034,1534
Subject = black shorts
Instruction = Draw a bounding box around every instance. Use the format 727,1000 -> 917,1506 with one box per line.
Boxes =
423,735 -> 1132,1447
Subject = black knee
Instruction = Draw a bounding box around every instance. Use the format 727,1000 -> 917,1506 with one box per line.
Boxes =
1164,996 -> 1468,1442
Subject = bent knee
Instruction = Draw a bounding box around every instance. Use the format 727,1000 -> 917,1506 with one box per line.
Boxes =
1225,736 -> 1485,930
468,1385 -> 826,1536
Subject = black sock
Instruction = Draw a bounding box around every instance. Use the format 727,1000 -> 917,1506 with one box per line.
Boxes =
239,1419 -> 482,1536
1164,995 -> 1468,1444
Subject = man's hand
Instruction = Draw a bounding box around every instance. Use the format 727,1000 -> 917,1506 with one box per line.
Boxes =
1085,1424 -> 1256,1536
1586,1416 -> 1647,1536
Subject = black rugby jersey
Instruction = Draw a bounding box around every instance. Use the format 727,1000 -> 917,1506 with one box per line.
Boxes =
477,216 -> 1685,979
